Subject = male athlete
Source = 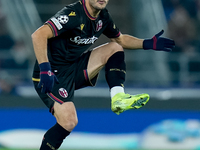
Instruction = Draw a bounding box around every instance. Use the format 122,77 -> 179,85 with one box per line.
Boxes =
31,0 -> 175,149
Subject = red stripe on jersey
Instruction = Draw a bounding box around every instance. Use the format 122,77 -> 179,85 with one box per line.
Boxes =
82,0 -> 96,20
46,21 -> 58,36
116,32 -> 121,38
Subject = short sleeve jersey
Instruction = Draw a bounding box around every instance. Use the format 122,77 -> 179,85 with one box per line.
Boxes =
45,0 -> 120,65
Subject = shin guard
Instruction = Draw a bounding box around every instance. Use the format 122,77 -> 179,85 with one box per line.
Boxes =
40,123 -> 70,150
105,51 -> 126,89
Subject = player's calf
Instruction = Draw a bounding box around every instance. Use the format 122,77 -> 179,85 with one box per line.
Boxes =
40,123 -> 70,150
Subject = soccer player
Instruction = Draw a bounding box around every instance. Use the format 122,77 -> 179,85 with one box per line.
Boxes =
31,0 -> 175,149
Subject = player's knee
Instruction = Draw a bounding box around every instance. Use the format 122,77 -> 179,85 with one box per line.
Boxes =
110,42 -> 124,53
103,42 -> 124,64
64,118 -> 78,131
58,116 -> 78,131
54,102 -> 78,131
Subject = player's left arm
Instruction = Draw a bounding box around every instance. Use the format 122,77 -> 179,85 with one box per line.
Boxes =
111,33 -> 144,50
111,30 -> 175,52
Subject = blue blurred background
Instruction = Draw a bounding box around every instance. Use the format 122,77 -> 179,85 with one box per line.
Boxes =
0,0 -> 200,149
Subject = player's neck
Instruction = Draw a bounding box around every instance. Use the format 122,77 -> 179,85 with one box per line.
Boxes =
85,1 -> 100,18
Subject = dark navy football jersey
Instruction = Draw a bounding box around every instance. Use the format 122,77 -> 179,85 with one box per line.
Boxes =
45,0 -> 120,65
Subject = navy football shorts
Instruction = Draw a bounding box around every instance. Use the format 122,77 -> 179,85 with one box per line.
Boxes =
32,50 -> 98,113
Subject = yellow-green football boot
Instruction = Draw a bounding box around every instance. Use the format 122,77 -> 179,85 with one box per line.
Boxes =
111,93 -> 150,115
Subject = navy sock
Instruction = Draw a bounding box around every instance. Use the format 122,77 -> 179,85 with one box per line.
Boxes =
105,51 -> 126,89
40,123 -> 70,150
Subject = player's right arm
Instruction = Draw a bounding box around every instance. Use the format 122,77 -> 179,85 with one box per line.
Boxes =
32,6 -> 80,93
32,25 -> 59,93
31,24 -> 53,64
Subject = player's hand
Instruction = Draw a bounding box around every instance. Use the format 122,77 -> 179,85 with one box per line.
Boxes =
143,30 -> 175,52
38,62 -> 59,93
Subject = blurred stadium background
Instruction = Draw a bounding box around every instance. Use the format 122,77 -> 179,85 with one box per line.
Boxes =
0,0 -> 200,149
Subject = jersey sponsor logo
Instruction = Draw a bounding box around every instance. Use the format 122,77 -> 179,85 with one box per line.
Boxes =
50,17 -> 63,30
96,20 -> 103,31
70,36 -> 98,45
57,15 -> 69,24
68,11 -> 76,16
58,88 -> 68,98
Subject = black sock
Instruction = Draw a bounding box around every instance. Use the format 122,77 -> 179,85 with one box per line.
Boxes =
105,51 -> 126,89
40,123 -> 70,150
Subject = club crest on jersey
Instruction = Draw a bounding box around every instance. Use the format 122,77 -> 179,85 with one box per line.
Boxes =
58,88 -> 68,98
57,15 -> 69,24
96,20 -> 103,32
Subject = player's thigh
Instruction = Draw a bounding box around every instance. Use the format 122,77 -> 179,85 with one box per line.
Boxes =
87,42 -> 123,79
74,50 -> 97,90
53,101 -> 78,131
74,42 -> 123,90
33,62 -> 77,114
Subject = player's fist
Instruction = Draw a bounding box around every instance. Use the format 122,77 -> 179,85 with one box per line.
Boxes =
143,30 -> 175,52
38,62 -> 59,93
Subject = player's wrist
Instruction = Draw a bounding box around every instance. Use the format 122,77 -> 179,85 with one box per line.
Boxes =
39,62 -> 51,71
143,39 -> 153,50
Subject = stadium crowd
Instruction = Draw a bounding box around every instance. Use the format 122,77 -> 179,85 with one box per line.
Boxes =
0,0 -> 200,94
